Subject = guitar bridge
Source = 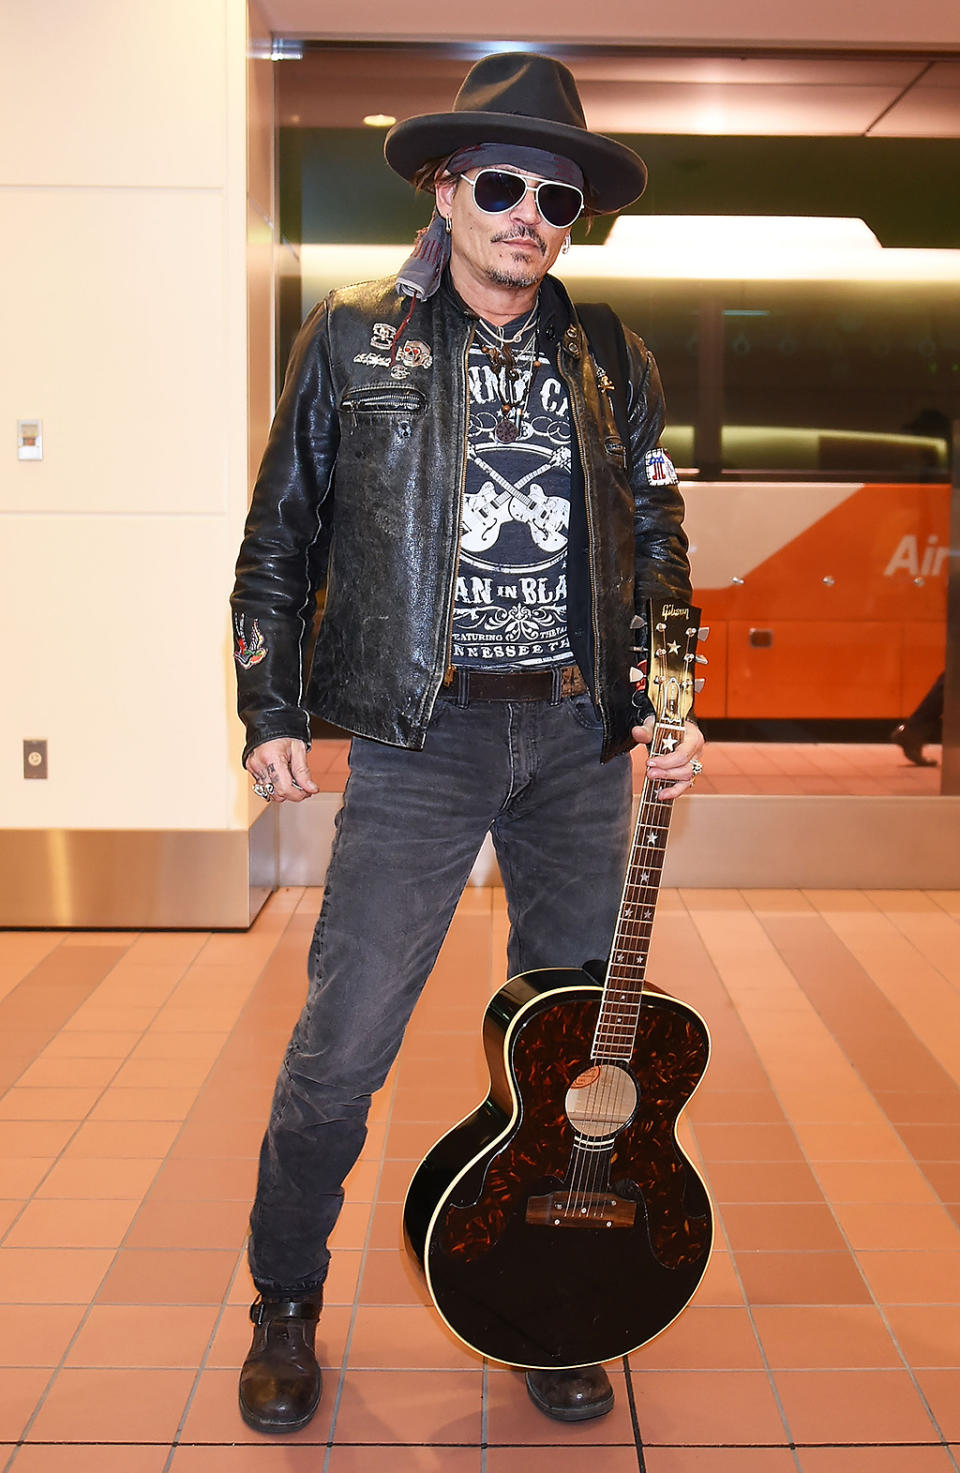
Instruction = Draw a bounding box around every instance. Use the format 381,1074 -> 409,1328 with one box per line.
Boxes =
525,1191 -> 636,1229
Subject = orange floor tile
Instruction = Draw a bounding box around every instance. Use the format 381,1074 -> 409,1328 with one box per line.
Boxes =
305,738 -> 945,797
2,885 -> 960,1471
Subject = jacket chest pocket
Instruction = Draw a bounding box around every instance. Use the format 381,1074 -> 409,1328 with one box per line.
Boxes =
340,383 -> 426,440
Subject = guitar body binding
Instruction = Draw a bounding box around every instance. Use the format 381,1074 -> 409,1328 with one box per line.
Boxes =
403,963 -> 713,1369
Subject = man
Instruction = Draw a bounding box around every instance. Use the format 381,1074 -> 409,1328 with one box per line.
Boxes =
231,51 -> 705,1433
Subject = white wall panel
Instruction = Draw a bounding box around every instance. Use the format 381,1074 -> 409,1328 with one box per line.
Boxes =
0,516 -> 244,831
0,188 -> 226,516
0,0 -> 227,188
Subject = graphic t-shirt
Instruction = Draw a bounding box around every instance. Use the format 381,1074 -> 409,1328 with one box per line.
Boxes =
452,323 -> 574,669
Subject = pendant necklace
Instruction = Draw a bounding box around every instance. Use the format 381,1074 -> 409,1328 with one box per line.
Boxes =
476,306 -> 541,444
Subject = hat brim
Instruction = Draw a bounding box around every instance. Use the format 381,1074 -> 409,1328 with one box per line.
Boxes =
384,110 -> 647,212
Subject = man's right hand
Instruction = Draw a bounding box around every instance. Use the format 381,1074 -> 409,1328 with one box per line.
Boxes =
246,738 -> 319,804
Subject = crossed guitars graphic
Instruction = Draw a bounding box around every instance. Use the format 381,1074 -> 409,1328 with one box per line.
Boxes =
461,448 -> 569,554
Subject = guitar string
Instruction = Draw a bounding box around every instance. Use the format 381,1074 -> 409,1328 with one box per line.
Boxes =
568,784 -> 672,1214
565,721 -> 680,1215
565,787 -> 670,1217
566,637 -> 694,1214
563,626 -> 697,1213
569,768 -> 675,1214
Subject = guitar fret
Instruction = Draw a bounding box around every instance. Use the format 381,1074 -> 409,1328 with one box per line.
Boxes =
589,601 -> 698,1064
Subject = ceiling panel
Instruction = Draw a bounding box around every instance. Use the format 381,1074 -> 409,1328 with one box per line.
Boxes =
555,56 -> 925,85
275,46 -> 960,138
869,60 -> 960,135
576,82 -> 903,136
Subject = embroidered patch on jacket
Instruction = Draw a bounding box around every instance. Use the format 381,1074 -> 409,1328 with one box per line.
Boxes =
370,322 -> 397,351
644,448 -> 679,485
397,339 -> 433,370
234,614 -> 267,668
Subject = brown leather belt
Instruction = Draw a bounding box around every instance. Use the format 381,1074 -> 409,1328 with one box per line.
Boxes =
442,664 -> 589,704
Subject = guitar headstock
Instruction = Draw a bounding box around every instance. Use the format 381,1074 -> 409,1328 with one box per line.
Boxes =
631,598 -> 706,727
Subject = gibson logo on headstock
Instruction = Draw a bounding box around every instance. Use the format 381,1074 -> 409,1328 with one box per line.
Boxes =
661,604 -> 690,619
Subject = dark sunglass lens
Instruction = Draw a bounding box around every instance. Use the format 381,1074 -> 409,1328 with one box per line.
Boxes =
473,170 -> 527,214
537,183 -> 582,229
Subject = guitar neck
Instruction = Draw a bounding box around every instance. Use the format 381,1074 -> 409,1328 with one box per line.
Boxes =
592,721 -> 683,1062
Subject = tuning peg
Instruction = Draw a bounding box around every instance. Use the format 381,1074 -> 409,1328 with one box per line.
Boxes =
695,654 -> 708,665
630,615 -> 645,629
693,679 -> 705,693
698,627 -> 710,641
629,666 -> 645,683
656,621 -> 667,632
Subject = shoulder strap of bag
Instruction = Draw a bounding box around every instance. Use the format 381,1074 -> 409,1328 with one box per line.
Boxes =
574,301 -> 632,472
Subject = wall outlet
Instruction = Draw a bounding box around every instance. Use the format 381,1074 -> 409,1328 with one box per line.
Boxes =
17,420 -> 43,461
23,740 -> 47,779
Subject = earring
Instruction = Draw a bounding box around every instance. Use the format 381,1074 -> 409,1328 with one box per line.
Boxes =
444,215 -> 452,235
561,234 -> 571,255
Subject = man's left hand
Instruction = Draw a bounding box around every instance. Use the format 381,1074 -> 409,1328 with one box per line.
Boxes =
632,717 -> 705,800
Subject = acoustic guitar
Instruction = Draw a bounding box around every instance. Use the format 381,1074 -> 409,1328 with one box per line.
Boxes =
404,599 -> 713,1369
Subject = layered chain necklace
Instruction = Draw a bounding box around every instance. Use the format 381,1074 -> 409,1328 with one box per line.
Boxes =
476,304 -> 542,444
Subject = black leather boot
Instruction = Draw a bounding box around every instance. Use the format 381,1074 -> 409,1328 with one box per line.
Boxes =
525,1363 -> 614,1421
238,1296 -> 323,1433
890,722 -> 936,767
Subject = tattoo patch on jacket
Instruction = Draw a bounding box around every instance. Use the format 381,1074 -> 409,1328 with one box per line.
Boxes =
644,448 -> 678,485
234,614 -> 268,668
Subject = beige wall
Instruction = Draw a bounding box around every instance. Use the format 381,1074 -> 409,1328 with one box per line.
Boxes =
2,0 -> 956,869
0,0 -> 269,834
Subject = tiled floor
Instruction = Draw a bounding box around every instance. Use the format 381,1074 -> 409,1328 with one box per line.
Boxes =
307,738 -> 946,797
3,884 -> 960,1471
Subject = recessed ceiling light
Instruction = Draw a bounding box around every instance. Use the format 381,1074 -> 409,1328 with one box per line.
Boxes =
363,113 -> 397,128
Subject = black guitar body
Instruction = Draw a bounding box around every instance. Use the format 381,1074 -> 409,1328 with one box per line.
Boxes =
403,963 -> 712,1369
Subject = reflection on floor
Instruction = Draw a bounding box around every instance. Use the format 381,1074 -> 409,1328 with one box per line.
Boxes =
2,885 -> 960,1471
306,739 -> 946,798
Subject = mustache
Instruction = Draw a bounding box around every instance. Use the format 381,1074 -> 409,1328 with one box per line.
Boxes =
491,224 -> 547,256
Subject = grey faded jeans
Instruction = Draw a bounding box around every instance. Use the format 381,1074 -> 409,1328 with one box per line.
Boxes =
247,690 -> 633,1297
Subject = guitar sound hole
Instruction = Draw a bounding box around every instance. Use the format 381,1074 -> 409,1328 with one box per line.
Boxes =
564,1064 -> 638,1139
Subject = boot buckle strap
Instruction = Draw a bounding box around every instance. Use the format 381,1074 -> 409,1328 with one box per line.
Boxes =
250,1296 -> 322,1326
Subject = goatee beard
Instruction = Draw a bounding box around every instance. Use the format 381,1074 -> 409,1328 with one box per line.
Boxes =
485,265 -> 544,290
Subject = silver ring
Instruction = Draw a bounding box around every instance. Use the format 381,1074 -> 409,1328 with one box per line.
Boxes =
252,780 -> 275,801
690,758 -> 704,777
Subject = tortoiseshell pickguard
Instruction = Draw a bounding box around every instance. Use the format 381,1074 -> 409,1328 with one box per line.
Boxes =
436,990 -> 709,1270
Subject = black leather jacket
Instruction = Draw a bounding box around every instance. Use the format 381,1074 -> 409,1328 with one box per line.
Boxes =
231,272 -> 690,765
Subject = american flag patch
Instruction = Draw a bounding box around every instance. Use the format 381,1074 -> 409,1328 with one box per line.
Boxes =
644,448 -> 678,485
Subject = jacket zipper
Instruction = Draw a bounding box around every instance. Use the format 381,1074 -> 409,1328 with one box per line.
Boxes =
560,334 -> 609,744
340,388 -> 424,414
425,319 -> 475,723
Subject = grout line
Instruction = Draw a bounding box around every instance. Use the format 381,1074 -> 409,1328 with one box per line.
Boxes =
321,1018 -> 405,1471
696,887 -> 959,1451
160,1249 -> 249,1473
622,1353 -> 647,1472
672,887 -> 862,1457
1,892 -> 301,1461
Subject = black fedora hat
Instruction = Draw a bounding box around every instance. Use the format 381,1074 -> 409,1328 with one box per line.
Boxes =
384,52 -> 647,212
